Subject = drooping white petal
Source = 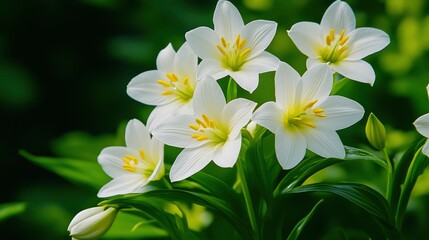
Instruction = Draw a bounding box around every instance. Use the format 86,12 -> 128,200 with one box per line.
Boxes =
229,70 -> 259,93
186,27 -> 221,59
242,51 -> 279,73
276,127 -> 307,169
197,58 -> 228,80
423,140 -> 429,157
304,127 -> 345,159
147,101 -> 193,133
97,175 -> 147,198
320,0 -> 356,34
127,70 -> 175,105
240,20 -> 277,59
147,139 -> 165,182
287,22 -> 324,58
213,0 -> 244,42
275,62 -> 300,109
193,76 -> 226,120
125,119 -> 151,150
98,146 -> 132,178
152,114 -> 202,148
299,63 -> 333,105
306,57 -> 323,69
346,27 -> 390,60
414,113 -> 429,137
252,102 -> 283,133
212,135 -> 241,167
156,43 -> 176,73
330,60 -> 375,85
222,98 -> 256,137
316,96 -> 364,130
174,42 -> 198,78
170,145 -> 217,182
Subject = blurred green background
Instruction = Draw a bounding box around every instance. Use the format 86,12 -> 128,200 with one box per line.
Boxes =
1,0 -> 429,239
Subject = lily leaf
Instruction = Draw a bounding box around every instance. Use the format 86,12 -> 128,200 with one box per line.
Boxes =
287,199 -> 324,240
0,202 -> 26,222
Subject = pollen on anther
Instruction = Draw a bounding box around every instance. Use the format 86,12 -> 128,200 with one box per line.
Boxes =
303,100 -> 318,110
216,45 -> 227,56
157,80 -> 171,88
189,124 -> 200,131
235,35 -> 240,46
196,118 -> 208,128
315,113 -> 327,117
303,121 -> 316,128
313,108 -> 324,113
221,37 -> 227,48
329,28 -> 335,42
339,35 -> 349,46
239,48 -> 251,58
202,114 -> 211,125
139,149 -> 145,160
162,90 -> 173,95
183,76 -> 189,85
166,73 -> 178,82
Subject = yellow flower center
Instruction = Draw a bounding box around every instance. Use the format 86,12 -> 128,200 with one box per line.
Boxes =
188,114 -> 228,144
319,28 -> 350,64
216,34 -> 251,71
122,149 -> 158,179
157,73 -> 194,102
284,100 -> 327,129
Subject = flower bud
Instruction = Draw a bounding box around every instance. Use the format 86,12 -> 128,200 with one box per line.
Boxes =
365,113 -> 386,150
68,206 -> 118,240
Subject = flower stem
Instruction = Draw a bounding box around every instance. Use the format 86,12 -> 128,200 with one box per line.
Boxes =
236,157 -> 259,238
383,148 -> 393,203
227,77 -> 237,102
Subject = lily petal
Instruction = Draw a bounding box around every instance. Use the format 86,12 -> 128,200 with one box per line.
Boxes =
213,0 -> 244,42
275,62 -> 300,109
288,22 -> 324,58
423,140 -> 429,157
156,43 -> 176,73
276,127 -> 307,169
306,57 -> 323,69
330,59 -> 375,85
170,145 -> 217,182
305,127 -> 345,159
240,20 -> 277,59
252,102 -> 283,133
98,146 -> 133,178
346,27 -> 390,60
223,98 -> 256,137
229,70 -> 259,93
197,58 -> 228,80
299,63 -> 333,105
193,76 -> 226,120
242,51 -> 279,73
414,113 -> 429,137
212,135 -> 241,167
186,27 -> 221,59
125,119 -> 151,150
147,101 -> 193,133
316,96 -> 364,130
174,42 -> 198,79
97,175 -> 147,198
127,70 -> 175,105
321,0 -> 356,34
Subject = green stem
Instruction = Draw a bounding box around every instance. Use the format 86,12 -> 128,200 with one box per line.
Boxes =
227,77 -> 237,102
383,148 -> 393,203
236,157 -> 259,239
162,177 -> 173,190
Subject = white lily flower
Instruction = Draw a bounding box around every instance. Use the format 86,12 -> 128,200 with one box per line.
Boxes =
414,86 -> 429,156
127,42 -> 198,132
68,206 -> 118,240
97,119 -> 164,198
288,0 -> 390,86
152,76 -> 256,182
252,62 -> 364,169
185,0 -> 279,93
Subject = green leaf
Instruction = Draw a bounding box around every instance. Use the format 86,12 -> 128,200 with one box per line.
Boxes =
0,202 -> 26,222
227,77 -> 237,102
395,145 -> 429,229
331,77 -> 349,95
20,150 -> 110,190
287,199 -> 324,240
274,146 -> 386,196
284,183 -> 399,239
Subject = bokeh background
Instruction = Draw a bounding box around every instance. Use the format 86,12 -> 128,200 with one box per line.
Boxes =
1,0 -> 429,239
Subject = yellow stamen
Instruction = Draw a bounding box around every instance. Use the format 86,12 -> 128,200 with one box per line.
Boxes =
125,154 -> 137,162
122,157 -> 130,164
139,149 -> 145,160
197,135 -> 209,141
303,100 -> 318,110
313,108 -> 324,113
239,48 -> 251,58
221,37 -> 227,48
339,35 -> 349,46
196,118 -> 207,128
166,73 -> 178,82
208,120 -> 215,128
216,44 -> 227,56
329,28 -> 335,42
238,39 -> 246,49
189,124 -> 200,131
339,29 -> 345,40
303,121 -> 316,128
315,113 -> 327,117
338,45 -> 348,54
202,114 -> 211,126
183,76 -> 189,85
326,35 -> 332,46
292,117 -> 303,121
162,90 -> 173,95
157,80 -> 171,88
123,165 -> 136,172
235,35 -> 240,46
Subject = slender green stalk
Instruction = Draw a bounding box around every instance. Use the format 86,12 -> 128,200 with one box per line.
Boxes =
162,177 -> 173,190
227,77 -> 237,102
236,158 -> 260,239
383,148 -> 393,203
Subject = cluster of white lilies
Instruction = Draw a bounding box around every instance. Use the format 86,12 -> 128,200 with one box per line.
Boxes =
68,1 -> 429,239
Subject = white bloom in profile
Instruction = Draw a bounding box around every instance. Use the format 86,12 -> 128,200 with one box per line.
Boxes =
185,0 -> 279,93
127,43 -> 198,132
68,206 -> 118,240
288,0 -> 390,85
252,62 -> 364,169
97,119 -> 164,198
152,76 -> 256,182
413,85 -> 429,156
